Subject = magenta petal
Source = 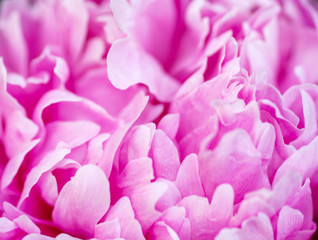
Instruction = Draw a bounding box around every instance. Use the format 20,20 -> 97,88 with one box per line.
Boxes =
52,164 -> 110,238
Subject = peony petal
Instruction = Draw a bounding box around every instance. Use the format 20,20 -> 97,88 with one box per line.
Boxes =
175,154 -> 204,197
105,196 -> 144,240
277,206 -> 304,240
215,213 -> 274,240
159,206 -> 186,233
290,90 -> 318,148
86,133 -> 110,165
210,184 -> 234,226
120,125 -> 153,167
107,38 -> 180,102
38,172 -> 58,206
13,215 -> 40,234
177,218 -> 191,240
1,139 -> 40,190
156,179 -> 182,212
0,217 -> 17,233
117,157 -> 154,188
22,234 -> 53,240
158,114 -> 180,140
95,219 -> 121,239
199,129 -> 268,202
52,164 -> 110,238
129,181 -> 168,232
18,147 -> 71,207
42,120 -> 100,152
151,130 -> 180,181
98,91 -> 149,177
274,136 -> 318,184
148,221 -> 180,240
178,195 -> 212,239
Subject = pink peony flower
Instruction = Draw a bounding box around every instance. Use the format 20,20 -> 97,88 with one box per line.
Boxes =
1,0 -> 318,239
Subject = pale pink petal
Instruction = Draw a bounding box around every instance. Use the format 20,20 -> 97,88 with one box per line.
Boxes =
210,184 -> 234,226
56,0 -> 88,62
289,90 -> 318,148
1,139 -> 40,190
38,172 -> 58,206
86,133 -> 110,165
277,206 -> 304,240
13,215 -> 40,234
55,234 -> 83,240
151,130 -> 180,181
18,147 -> 71,207
95,219 -> 121,239
105,196 -> 144,240
178,195 -> 212,239
52,164 -> 110,238
109,0 -> 134,33
156,179 -> 182,212
22,234 -> 53,240
175,153 -> 204,197
158,114 -> 180,140
199,129 -> 268,202
177,218 -> 191,240
120,125 -> 154,167
42,120 -> 100,152
129,181 -> 168,232
97,91 -> 149,177
107,38 -> 180,102
274,137 -> 318,184
117,157 -> 154,188
148,221 -> 180,240
0,12 -> 28,75
215,213 -> 274,240
159,206 -> 186,233
0,217 -> 17,233
74,68 -> 141,119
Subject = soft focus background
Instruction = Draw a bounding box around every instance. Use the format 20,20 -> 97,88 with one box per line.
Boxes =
1,0 -> 318,239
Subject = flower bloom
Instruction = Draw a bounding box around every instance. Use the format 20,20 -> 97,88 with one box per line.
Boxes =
1,0 -> 318,239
